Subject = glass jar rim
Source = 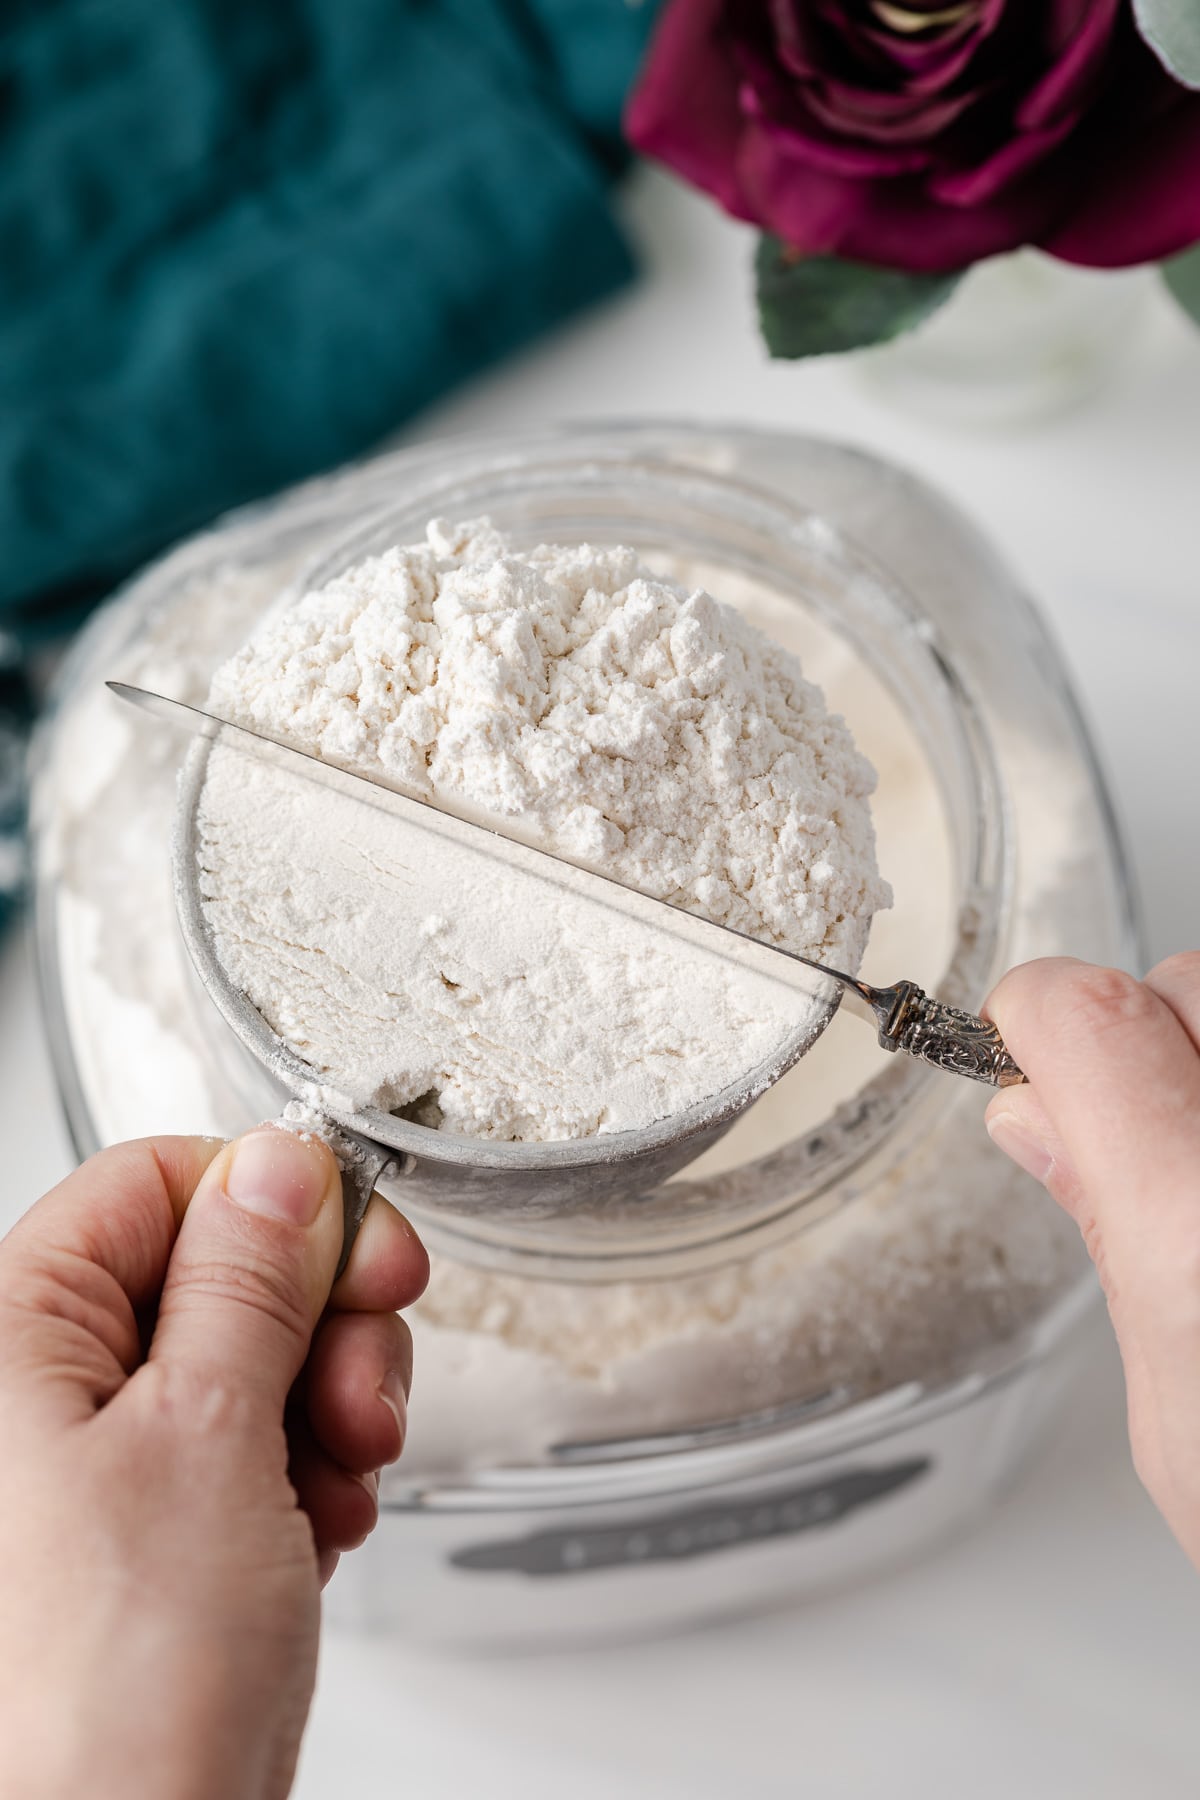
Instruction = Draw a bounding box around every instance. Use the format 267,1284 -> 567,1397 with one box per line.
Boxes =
180,448 -> 1011,1276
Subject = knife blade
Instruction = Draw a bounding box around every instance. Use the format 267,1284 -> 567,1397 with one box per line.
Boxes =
107,679 -> 864,1019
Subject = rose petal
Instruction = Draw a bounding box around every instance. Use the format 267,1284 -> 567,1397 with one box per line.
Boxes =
741,47 -> 938,170
767,0 -> 826,79
629,0 -> 1200,278
772,0 -> 990,91
625,0 -> 757,221
1017,0 -> 1120,129
769,0 -> 1001,127
737,116 -> 1059,269
806,73 -> 979,143
930,117 -> 1076,206
1042,92 -> 1200,265
856,20 -> 994,89
1044,0 -> 1108,56
750,102 -> 935,176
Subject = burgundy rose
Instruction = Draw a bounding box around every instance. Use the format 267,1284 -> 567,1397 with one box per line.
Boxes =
626,1 -> 1200,272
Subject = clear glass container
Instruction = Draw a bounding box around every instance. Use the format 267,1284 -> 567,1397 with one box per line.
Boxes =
29,423 -> 1137,1648
862,250 -> 1153,427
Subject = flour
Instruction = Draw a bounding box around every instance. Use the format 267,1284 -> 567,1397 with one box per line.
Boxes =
31,435 -> 1119,1486
196,521 -> 890,1138
195,744 -> 805,1137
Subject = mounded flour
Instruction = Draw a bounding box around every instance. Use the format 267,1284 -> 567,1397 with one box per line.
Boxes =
38,475 -> 1092,1474
196,520 -> 890,1139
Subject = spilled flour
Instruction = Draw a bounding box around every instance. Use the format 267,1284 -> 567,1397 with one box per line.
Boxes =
196,520 -> 890,1139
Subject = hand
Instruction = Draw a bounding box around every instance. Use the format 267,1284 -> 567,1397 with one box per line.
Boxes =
985,955 -> 1200,1571
0,1129 -> 428,1800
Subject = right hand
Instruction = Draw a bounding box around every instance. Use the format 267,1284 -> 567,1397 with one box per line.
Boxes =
984,954 -> 1200,1572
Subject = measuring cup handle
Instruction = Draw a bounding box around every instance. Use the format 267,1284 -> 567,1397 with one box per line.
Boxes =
334,1137 -> 396,1280
269,1114 -> 395,1279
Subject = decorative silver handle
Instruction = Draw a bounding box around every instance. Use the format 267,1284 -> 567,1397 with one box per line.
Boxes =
864,979 -> 1025,1089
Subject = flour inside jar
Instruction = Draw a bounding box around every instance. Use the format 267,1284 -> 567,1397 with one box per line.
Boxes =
194,519 -> 891,1140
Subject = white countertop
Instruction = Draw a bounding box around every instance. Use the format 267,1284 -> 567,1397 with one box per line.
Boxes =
4,169 -> 1199,1796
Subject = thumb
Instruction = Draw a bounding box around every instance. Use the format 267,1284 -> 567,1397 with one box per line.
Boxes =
148,1127 -> 345,1417
984,958 -> 1200,1295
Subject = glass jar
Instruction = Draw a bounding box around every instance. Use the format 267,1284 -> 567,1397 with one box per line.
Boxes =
862,250 -> 1153,426
29,423 -> 1137,1647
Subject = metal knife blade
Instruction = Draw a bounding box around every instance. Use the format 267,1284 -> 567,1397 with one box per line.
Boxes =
107,680 -> 864,1018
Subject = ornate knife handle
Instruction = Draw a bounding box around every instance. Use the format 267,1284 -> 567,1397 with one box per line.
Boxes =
868,979 -> 1026,1089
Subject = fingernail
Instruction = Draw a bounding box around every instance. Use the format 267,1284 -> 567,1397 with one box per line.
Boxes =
351,1468 -> 381,1501
378,1370 -> 408,1458
225,1129 -> 330,1226
986,1110 -> 1054,1186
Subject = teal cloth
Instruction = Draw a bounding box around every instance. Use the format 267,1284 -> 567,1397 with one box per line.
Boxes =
0,0 -> 659,927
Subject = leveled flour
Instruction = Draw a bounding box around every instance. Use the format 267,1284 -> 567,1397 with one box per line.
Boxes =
33,439 -> 1112,1483
197,521 -> 890,1138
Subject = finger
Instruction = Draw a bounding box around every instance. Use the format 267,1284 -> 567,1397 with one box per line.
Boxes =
327,1194 -> 429,1315
286,1405 -> 380,1559
985,957 -> 1200,1548
304,1311 -> 412,1474
148,1128 -> 344,1420
1144,952 -> 1200,1056
985,1084 -> 1089,1226
985,958 -> 1200,1239
0,1137 -> 224,1428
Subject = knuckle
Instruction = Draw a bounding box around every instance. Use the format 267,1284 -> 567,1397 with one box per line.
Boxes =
1147,950 -> 1200,993
174,1253 -> 312,1351
0,1251 -> 137,1395
1076,1209 -> 1105,1270
132,1357 -> 259,1439
1058,964 -> 1154,1045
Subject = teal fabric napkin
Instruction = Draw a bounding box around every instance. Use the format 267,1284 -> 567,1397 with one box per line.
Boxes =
0,0 -> 659,929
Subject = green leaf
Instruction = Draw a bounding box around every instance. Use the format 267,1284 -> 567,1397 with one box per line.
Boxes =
755,238 -> 963,360
1132,0 -> 1200,88
1161,244 -> 1200,324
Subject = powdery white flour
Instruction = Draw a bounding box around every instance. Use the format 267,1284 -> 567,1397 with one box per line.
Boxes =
36,480 -> 1094,1475
196,521 -> 890,1139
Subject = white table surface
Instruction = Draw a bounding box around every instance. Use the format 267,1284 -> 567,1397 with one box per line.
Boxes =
4,168 -> 1199,1796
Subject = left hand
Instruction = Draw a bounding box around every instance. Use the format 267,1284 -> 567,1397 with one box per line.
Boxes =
0,1128 -> 428,1800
